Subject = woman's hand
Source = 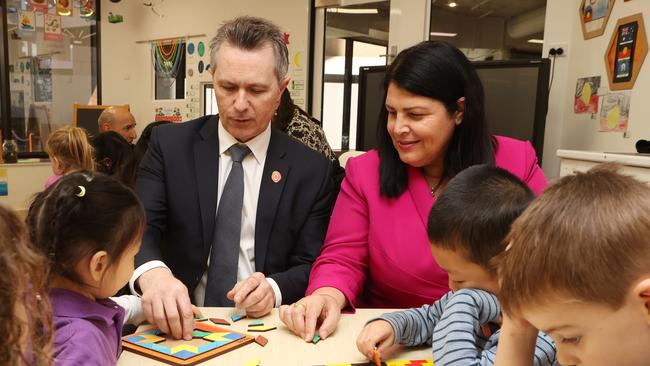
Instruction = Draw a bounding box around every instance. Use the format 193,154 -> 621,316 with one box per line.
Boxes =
279,287 -> 345,341
356,319 -> 395,360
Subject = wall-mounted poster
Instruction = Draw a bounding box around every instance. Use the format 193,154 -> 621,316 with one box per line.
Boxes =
605,13 -> 648,90
574,76 -> 601,114
18,11 -> 36,32
155,106 -> 182,122
44,15 -> 63,42
579,0 -> 615,39
599,92 -> 631,132
57,0 -> 73,16
28,0 -> 48,13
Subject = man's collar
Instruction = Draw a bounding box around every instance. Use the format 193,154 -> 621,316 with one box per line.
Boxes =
218,120 -> 271,164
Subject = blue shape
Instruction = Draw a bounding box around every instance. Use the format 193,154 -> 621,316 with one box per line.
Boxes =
142,329 -> 162,335
149,343 -> 172,355
172,350 -> 196,360
187,42 -> 195,55
224,333 -> 244,341
198,342 -> 221,353
230,314 -> 245,322
0,183 -> 7,196
123,335 -> 145,343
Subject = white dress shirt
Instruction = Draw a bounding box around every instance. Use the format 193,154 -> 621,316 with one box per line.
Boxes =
130,121 -> 282,307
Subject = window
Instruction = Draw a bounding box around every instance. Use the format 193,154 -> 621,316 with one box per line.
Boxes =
202,83 -> 218,116
2,0 -> 100,156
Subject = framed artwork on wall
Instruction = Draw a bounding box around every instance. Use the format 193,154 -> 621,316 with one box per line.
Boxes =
604,13 -> 648,90
579,0 -> 616,39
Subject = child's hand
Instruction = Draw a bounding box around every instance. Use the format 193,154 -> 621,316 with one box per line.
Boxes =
356,319 -> 395,360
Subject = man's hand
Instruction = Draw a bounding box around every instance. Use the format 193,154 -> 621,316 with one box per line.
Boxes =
227,272 -> 275,318
279,287 -> 345,342
138,267 -> 194,340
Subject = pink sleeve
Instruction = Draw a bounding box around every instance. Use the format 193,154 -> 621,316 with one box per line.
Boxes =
306,156 -> 369,308
522,141 -> 547,196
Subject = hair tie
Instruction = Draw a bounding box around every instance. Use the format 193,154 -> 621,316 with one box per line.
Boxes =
75,185 -> 86,197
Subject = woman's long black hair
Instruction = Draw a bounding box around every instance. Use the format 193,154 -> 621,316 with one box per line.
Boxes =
377,41 -> 495,197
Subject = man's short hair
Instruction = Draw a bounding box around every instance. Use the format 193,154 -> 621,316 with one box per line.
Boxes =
499,164 -> 650,315
209,16 -> 288,83
428,165 -> 534,273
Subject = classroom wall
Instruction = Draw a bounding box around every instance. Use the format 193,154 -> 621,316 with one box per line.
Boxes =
99,0 -> 311,138
543,0 -> 650,178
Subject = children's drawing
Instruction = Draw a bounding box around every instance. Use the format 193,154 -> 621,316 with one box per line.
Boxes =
574,76 -> 601,114
599,92 -> 631,132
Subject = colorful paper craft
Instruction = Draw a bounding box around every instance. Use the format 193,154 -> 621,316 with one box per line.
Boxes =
122,322 -> 254,365
231,314 -> 246,322
247,325 -> 277,332
312,360 -> 433,366
254,335 -> 268,347
210,317 -> 230,326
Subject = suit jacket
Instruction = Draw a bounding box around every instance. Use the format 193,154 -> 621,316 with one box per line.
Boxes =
135,115 -> 335,304
306,135 -> 547,309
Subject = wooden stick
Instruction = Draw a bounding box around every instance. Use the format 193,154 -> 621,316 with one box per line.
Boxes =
136,33 -> 205,44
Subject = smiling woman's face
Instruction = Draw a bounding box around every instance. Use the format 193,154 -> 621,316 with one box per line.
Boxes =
385,82 -> 460,169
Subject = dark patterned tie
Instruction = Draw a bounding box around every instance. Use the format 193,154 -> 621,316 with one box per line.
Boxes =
204,144 -> 251,306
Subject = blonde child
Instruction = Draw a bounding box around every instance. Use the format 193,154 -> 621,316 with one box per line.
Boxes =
44,126 -> 94,188
496,165 -> 650,366
0,205 -> 52,366
357,165 -> 557,365
28,172 -> 145,365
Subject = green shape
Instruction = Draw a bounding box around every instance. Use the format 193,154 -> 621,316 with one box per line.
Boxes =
312,334 -> 321,344
198,42 -> 205,57
192,330 -> 211,338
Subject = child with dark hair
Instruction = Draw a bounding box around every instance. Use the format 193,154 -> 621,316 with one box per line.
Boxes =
0,205 -> 52,366
357,165 -> 557,365
27,172 -> 145,365
92,131 -> 135,187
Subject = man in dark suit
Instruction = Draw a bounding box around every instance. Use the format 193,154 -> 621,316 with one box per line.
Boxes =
130,16 -> 335,340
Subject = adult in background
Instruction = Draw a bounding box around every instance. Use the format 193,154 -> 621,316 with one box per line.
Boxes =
98,106 -> 138,144
280,40 -> 547,342
133,16 -> 335,340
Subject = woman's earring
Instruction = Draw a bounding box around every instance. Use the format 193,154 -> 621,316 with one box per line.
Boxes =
455,118 -> 462,126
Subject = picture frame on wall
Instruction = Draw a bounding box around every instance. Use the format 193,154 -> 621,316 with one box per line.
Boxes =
604,13 -> 648,90
579,0 -> 615,39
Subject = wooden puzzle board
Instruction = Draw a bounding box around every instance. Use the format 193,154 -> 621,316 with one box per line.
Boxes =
313,360 -> 433,366
122,321 -> 254,365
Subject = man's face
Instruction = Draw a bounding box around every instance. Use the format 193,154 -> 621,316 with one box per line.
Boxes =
105,109 -> 137,144
211,42 -> 288,142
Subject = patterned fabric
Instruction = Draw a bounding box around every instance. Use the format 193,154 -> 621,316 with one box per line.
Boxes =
377,288 -> 559,366
284,108 -> 337,161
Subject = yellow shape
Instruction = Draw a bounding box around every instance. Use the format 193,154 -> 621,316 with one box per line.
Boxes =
203,332 -> 230,342
607,106 -> 620,129
293,52 -> 301,68
140,334 -> 165,343
386,362 -> 411,366
581,82 -> 592,105
170,344 -> 198,354
244,358 -> 260,366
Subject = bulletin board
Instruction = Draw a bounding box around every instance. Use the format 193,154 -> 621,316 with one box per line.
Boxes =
604,13 -> 648,90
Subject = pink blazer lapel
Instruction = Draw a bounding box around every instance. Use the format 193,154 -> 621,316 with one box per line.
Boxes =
406,166 -> 435,228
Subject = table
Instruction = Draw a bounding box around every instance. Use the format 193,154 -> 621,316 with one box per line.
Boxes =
117,308 -> 431,365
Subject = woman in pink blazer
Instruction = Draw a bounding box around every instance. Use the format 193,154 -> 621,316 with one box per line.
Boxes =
280,41 -> 547,341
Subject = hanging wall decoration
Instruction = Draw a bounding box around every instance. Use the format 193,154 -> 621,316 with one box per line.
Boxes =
197,42 -> 205,57
80,0 -> 96,19
574,76 -> 601,114
28,0 -> 48,13
198,60 -> 204,74
604,13 -> 648,90
18,11 -> 36,32
579,0 -> 615,39
44,14 -> 63,42
152,39 -> 184,83
599,92 -> 631,132
187,42 -> 195,55
57,0 -> 73,16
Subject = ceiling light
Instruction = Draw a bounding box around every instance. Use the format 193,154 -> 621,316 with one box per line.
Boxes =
448,2 -> 458,7
527,39 -> 544,44
326,8 -> 378,14
430,32 -> 458,37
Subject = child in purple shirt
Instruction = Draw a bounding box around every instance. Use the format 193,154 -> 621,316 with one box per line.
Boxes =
28,172 -> 145,365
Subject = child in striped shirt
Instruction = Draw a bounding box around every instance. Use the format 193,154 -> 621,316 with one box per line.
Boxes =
356,165 -> 558,366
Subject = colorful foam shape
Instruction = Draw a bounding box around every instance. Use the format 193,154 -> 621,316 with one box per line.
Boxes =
254,335 -> 268,347
171,350 -> 196,360
170,344 -> 198,354
245,358 -> 260,366
192,330 -> 212,338
123,335 -> 145,343
249,319 -> 263,326
203,332 -> 233,342
195,321 -> 222,332
224,332 -> 245,341
210,317 -> 230,326
198,342 -> 221,353
231,314 -> 246,322
248,325 -> 277,332
312,334 -> 321,344
142,343 -> 172,355
140,334 -> 165,343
